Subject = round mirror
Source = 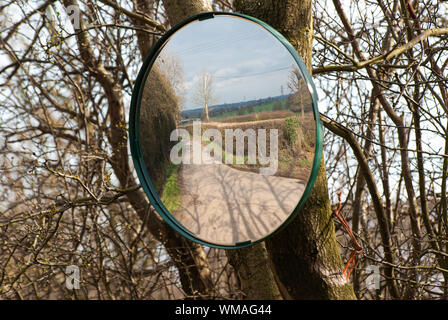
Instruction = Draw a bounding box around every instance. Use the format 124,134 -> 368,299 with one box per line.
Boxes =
130,12 -> 322,248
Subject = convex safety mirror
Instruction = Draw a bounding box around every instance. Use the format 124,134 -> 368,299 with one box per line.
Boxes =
130,12 -> 322,248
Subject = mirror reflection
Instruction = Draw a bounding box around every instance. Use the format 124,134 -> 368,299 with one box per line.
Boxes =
139,15 -> 316,246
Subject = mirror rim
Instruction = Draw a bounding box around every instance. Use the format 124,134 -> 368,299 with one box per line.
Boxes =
129,11 -> 323,249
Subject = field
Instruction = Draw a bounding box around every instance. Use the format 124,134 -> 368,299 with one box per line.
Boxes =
180,111 -> 316,181
211,97 -> 289,120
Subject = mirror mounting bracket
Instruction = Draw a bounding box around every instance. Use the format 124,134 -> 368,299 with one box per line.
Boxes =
198,12 -> 214,21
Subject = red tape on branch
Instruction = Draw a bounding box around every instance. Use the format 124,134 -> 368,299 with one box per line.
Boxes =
333,192 -> 363,280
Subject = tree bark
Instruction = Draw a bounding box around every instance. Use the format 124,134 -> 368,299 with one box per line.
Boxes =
226,244 -> 282,300
234,0 -> 356,300
162,0 -> 212,26
132,0 -> 158,58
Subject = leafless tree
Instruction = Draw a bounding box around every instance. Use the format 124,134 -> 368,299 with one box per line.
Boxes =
191,71 -> 218,122
314,0 -> 448,299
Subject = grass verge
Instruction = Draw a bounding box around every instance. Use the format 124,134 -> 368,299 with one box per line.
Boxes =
160,163 -> 181,212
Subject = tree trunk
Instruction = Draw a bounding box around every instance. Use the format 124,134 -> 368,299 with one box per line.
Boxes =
162,0 -> 212,26
234,0 -> 356,300
133,0 -> 157,58
227,244 -> 282,300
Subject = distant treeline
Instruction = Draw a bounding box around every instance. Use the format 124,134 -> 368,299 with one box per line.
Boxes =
180,94 -> 293,120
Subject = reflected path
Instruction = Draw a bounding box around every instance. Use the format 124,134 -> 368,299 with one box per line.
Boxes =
173,138 -> 305,245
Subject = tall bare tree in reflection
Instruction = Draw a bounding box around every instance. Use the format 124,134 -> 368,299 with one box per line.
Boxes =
191,71 -> 218,122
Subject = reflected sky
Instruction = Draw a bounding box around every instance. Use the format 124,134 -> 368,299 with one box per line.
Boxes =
159,15 -> 298,109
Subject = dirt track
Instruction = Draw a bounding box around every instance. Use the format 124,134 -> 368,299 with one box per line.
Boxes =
172,138 -> 305,245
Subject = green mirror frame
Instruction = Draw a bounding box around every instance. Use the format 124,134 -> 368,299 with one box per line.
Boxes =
129,11 -> 323,249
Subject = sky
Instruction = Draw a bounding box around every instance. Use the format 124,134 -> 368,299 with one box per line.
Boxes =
156,15 -> 301,110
